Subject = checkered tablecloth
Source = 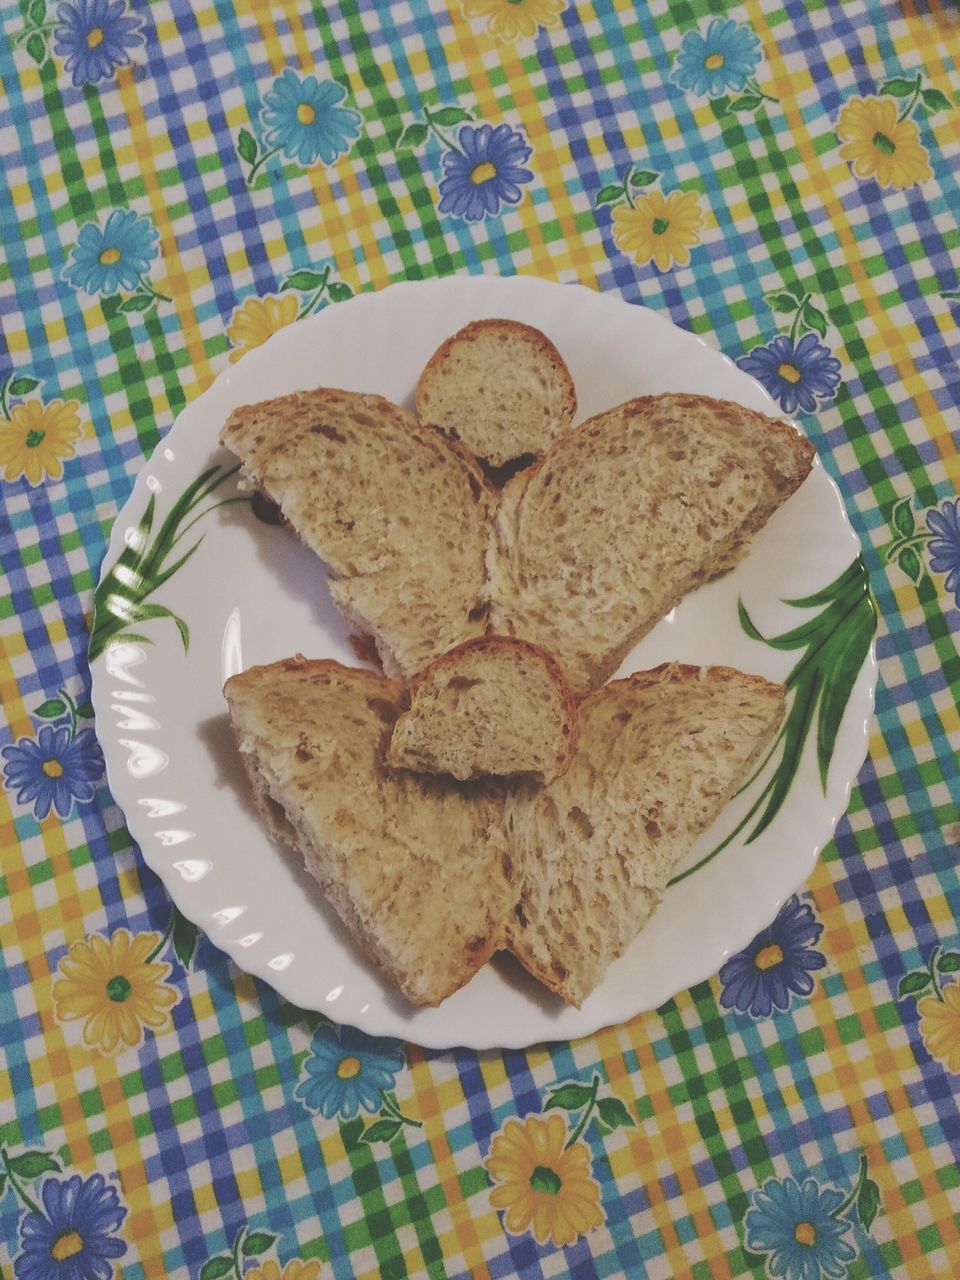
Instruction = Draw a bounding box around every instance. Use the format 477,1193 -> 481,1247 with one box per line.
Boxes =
2,1 -> 959,1276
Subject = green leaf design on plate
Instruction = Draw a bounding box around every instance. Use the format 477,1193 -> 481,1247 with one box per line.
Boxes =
544,1081 -> 595,1111
199,1257 -> 234,1280
28,0 -> 47,22
172,905 -> 201,970
89,462 -> 241,662
361,1117 -> 403,1144
241,1231 -> 278,1257
33,698 -> 67,720
595,183 -> 626,206
595,1096 -> 636,1131
327,281 -> 354,302
897,545 -> 922,582
920,87 -> 951,115
237,127 -> 258,165
898,970 -> 932,998
75,699 -> 95,719
8,1151 -> 60,1179
891,497 -> 915,537
857,1176 -> 881,1230
670,557 -> 876,885
937,951 -> 960,973
880,77 -> 915,97
8,375 -> 40,396
397,122 -> 430,151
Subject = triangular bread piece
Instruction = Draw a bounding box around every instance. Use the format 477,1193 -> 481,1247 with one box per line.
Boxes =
416,319 -> 577,467
386,635 -> 577,782
224,657 -> 509,1006
489,393 -> 815,696
504,663 -> 786,1006
220,388 -> 491,682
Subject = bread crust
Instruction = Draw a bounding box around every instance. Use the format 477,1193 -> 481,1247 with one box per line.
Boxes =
224,655 -> 508,1006
503,661 -> 787,1006
387,633 -> 579,781
489,392 -> 816,696
514,391 -> 814,496
416,318 -> 577,467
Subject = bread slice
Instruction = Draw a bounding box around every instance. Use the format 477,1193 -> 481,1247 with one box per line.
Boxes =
224,657 -> 510,1006
489,393 -> 815,697
219,388 -> 491,682
504,663 -> 786,1006
386,635 -> 577,782
416,319 -> 577,468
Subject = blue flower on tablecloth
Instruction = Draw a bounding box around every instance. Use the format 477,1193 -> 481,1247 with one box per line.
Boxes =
52,0 -> 145,88
16,1171 -> 127,1280
670,18 -> 761,98
2,724 -> 104,821
737,333 -> 841,416
926,499 -> 960,608
745,1177 -> 856,1280
294,1023 -> 405,1119
719,895 -> 826,1018
438,123 -> 533,221
62,209 -> 159,295
260,69 -> 361,166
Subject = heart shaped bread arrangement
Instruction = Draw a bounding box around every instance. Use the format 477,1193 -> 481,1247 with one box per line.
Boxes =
220,318 -> 815,1010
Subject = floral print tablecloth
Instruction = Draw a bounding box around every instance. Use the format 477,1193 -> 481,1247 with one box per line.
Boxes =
2,1 -> 959,1277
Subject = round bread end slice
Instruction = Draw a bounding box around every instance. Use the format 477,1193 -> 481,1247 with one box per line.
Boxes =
386,634 -> 578,782
416,319 -> 577,468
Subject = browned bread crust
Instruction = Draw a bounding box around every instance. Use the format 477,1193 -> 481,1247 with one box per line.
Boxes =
387,633 -> 578,781
416,318 -> 577,467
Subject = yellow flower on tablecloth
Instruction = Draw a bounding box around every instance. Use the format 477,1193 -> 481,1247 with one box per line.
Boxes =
245,1262 -> 322,1280
918,983 -> 960,1072
835,95 -> 932,189
52,929 -> 180,1054
461,0 -> 566,42
611,188 -> 705,271
0,398 -> 83,485
485,1113 -> 604,1247
227,293 -> 299,362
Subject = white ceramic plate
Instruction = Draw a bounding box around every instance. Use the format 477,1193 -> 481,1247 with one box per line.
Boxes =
90,275 -> 875,1049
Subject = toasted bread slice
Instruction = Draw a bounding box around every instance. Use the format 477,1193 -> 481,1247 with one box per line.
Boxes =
416,319 -> 577,468
489,393 -> 815,697
224,657 -> 509,1006
504,663 -> 786,1006
387,635 -> 577,782
219,388 -> 491,682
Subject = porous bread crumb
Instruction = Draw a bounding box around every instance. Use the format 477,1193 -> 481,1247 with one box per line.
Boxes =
387,634 -> 577,782
416,318 -> 576,468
